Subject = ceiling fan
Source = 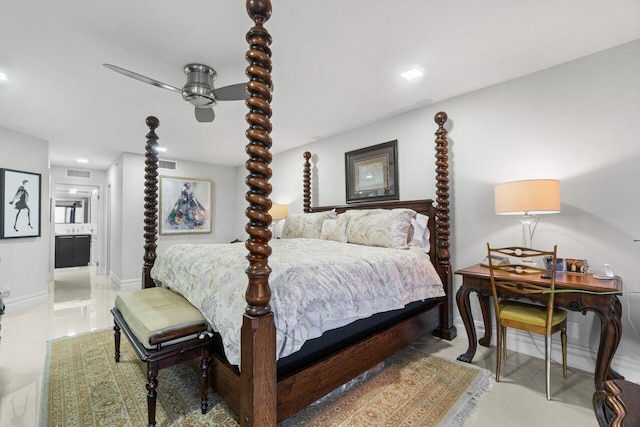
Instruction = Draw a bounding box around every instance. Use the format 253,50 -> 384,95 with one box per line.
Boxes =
103,63 -> 247,122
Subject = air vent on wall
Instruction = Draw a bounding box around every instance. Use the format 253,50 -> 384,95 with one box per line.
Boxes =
159,159 -> 178,171
66,169 -> 91,179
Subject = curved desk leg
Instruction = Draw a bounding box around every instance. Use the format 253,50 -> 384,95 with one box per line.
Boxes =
478,293 -> 492,347
456,283 -> 493,363
585,295 -> 624,390
456,285 -> 477,362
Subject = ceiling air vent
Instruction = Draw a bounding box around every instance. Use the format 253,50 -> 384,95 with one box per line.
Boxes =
158,159 -> 178,171
66,169 -> 91,179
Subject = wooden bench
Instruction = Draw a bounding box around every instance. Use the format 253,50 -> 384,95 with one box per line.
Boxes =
111,287 -> 212,427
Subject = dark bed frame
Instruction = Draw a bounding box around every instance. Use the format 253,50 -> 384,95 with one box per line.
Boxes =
139,1 -> 456,425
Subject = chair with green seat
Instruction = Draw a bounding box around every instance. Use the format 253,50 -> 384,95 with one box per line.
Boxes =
486,244 -> 567,400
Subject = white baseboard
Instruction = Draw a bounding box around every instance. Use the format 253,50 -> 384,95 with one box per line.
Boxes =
455,319 -> 640,384
108,271 -> 141,292
2,290 -> 48,312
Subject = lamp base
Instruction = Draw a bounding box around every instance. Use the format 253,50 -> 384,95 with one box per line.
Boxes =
520,214 -> 537,248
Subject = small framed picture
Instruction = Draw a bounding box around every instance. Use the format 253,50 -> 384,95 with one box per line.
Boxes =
543,256 -> 565,272
566,258 -> 589,274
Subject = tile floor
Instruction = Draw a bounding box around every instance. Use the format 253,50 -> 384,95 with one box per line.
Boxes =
0,267 -> 598,426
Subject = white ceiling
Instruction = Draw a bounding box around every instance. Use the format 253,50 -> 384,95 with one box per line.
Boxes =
1,1 -> 639,169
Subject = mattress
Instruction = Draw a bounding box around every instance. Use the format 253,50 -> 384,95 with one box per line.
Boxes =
150,238 -> 444,366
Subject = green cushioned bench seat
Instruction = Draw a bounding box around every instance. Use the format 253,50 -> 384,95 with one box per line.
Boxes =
115,286 -> 209,349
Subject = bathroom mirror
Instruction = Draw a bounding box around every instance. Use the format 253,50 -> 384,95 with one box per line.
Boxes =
55,199 -> 88,223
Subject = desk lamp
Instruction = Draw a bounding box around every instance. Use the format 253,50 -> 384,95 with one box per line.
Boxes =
268,204 -> 288,238
494,179 -> 560,248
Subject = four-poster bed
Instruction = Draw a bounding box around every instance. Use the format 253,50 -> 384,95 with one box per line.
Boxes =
138,1 -> 456,425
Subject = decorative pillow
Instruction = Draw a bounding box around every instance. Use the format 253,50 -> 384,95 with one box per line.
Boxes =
320,214 -> 350,242
409,213 -> 431,253
281,210 -> 336,239
345,208 -> 416,248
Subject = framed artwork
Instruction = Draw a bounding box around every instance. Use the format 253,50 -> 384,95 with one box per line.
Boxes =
0,168 -> 41,239
345,140 -> 399,203
566,258 -> 589,274
159,176 -> 213,235
544,256 -> 566,272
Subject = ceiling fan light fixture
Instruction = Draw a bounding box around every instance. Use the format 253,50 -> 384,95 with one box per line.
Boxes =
182,64 -> 217,107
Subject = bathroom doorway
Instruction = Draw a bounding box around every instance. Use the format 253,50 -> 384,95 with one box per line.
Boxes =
53,183 -> 105,275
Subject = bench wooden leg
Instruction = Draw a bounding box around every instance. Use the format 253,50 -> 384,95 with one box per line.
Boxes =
200,348 -> 210,414
113,322 -> 121,363
146,364 -> 159,427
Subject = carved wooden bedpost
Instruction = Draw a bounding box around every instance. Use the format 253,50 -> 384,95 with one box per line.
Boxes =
303,151 -> 311,213
142,116 -> 160,289
241,0 -> 276,426
432,111 -> 457,340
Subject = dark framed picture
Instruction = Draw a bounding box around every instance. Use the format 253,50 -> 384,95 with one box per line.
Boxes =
159,176 -> 213,235
0,168 -> 42,239
566,258 -> 589,274
345,140 -> 399,203
544,256 -> 566,272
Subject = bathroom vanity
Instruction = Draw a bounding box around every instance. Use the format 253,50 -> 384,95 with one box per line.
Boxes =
55,234 -> 91,268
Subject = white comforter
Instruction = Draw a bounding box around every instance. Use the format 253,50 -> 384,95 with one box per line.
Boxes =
150,238 -> 444,366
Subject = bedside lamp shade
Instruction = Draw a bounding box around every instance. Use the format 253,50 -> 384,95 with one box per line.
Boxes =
269,204 -> 289,221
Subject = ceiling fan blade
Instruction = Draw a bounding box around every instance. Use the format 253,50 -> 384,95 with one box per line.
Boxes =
195,107 -> 215,123
103,64 -> 182,93
213,83 -> 247,101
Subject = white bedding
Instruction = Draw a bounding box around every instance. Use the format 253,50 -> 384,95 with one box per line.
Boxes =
150,238 -> 444,366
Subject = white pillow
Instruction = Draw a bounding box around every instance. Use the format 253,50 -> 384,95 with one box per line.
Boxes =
320,214 -> 349,242
409,213 -> 431,253
345,208 -> 416,248
280,210 -> 336,239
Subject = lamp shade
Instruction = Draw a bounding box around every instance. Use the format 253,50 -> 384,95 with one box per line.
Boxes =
269,204 -> 289,220
495,179 -> 560,215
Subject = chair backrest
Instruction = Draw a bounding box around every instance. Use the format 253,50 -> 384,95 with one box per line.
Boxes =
486,244 -> 558,334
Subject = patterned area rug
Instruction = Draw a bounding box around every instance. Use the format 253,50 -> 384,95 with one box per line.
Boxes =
41,330 -> 492,426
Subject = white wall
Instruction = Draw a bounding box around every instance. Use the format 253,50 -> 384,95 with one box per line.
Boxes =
107,155 -> 123,287
264,40 -> 640,380
0,126 -> 50,311
111,153 -> 239,290
155,158 -> 239,253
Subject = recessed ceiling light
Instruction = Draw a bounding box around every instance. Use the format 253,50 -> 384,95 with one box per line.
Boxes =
0,73 -> 7,82
77,158 -> 88,163
401,66 -> 424,81
69,189 -> 78,194
156,147 -> 167,153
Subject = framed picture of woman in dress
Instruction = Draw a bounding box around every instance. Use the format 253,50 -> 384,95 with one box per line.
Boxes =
0,168 -> 41,239
159,176 -> 212,235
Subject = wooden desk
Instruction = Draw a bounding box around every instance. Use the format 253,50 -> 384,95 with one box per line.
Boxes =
454,264 -> 623,390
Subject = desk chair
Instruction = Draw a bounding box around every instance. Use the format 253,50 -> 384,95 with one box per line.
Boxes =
486,244 -> 567,400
